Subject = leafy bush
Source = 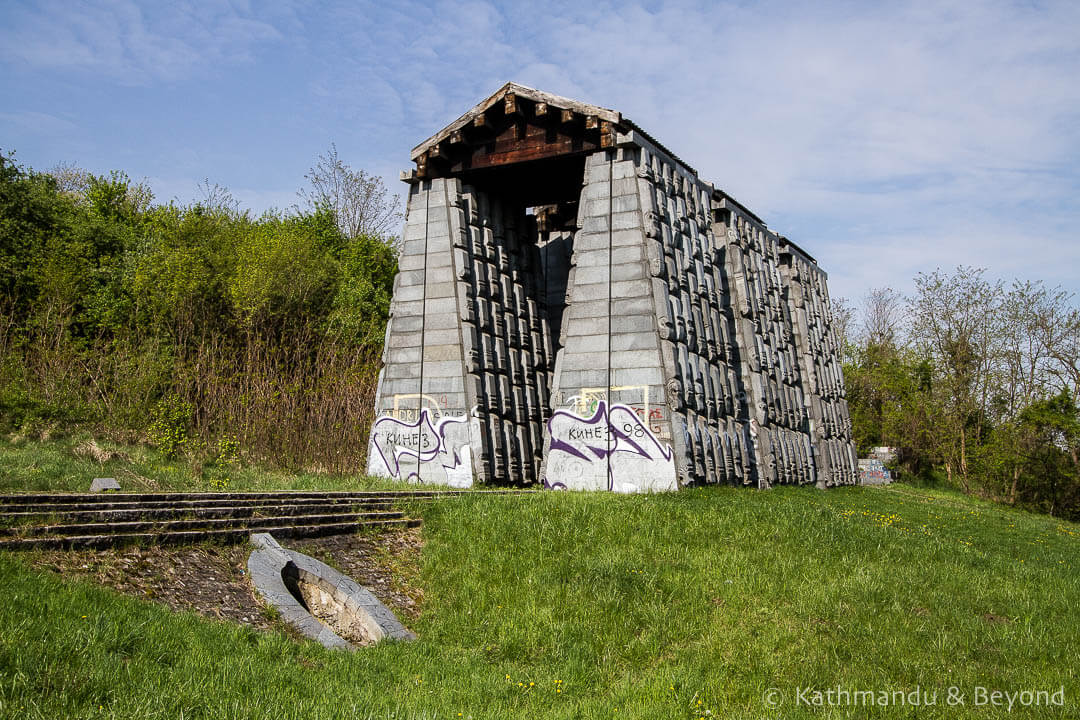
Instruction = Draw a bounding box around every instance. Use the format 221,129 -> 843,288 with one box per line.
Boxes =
0,149 -> 397,472
147,395 -> 192,458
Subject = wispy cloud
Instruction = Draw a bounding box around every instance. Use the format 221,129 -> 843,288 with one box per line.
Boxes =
0,0 -> 287,84
2,0 -> 1076,306
0,110 -> 79,135
501,0 -> 1080,301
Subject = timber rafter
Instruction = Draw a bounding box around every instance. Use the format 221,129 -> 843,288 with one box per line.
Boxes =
409,82 -> 624,180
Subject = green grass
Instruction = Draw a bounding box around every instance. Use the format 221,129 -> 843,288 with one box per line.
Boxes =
1,484 -> 1078,718
0,434 -> 416,493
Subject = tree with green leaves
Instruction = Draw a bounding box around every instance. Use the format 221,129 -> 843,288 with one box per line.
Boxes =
1016,391 -> 1080,516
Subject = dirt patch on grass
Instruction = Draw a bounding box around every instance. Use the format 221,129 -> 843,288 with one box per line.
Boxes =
26,527 -> 423,635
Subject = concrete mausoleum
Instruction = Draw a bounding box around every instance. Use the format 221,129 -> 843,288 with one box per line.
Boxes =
368,83 -> 858,492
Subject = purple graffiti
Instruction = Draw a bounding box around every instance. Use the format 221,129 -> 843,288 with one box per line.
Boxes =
547,401 -> 674,491
369,409 -> 472,485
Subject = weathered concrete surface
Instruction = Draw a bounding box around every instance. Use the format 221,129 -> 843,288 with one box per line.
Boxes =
90,477 -> 120,492
248,532 -> 415,649
369,82 -> 858,491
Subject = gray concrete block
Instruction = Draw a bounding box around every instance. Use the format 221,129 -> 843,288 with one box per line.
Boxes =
391,299 -> 424,318
424,265 -> 454,284
610,280 -> 650,299
613,366 -> 663,386
586,161 -> 613,184
393,284 -> 425,303
424,281 -> 457,300
422,327 -> 460,346
609,315 -> 659,334
377,378 -> 423,397
423,344 -> 463,363
390,315 -> 423,333
558,350 -> 609,371
386,346 -> 421,365
611,262 -> 646,282
579,215 -> 608,234
612,177 -> 640,197
611,211 -> 642,231
610,228 -> 645,247
564,315 -> 610,337
608,296 -> 655,315
569,282 -> 610,303
424,298 -> 457,315
420,374 -> 465,394
425,251 -> 453,269
388,331 -> 423,349
90,477 -> 120,492
422,360 -> 464,378
385,363 -> 421,380
419,394 -> 468,414
611,160 -> 636,180
397,253 -> 425,272
395,269 -> 425,287
564,300 -> 611,323
573,246 -> 643,267
609,349 -> 663,370
611,332 -> 659,352
402,222 -> 428,241
557,369 -> 609,389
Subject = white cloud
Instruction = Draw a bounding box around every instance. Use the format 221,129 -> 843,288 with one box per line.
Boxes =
3,0 -> 1076,308
0,0 -> 286,84
507,0 -> 1080,302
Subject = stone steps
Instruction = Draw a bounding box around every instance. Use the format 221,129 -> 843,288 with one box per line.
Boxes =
0,500 -> 397,524
0,510 -> 406,539
0,518 -> 420,551
0,489 -> 527,551
0,497 -> 400,515
0,490 -> 481,511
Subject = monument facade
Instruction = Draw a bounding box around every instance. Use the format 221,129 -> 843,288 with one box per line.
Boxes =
368,83 -> 857,491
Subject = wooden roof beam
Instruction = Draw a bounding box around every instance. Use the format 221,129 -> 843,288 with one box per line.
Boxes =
600,120 -> 615,148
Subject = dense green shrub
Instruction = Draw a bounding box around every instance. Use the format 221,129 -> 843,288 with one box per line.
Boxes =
0,150 -> 397,472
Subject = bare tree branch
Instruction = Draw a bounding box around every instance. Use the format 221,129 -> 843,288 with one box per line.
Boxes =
299,143 -> 403,246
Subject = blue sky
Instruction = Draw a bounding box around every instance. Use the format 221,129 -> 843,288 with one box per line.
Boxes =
2,0 -> 1078,308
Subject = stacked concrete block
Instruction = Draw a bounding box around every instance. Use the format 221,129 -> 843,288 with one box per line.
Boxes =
369,84 -> 857,491
368,178 -> 476,488
543,150 -> 678,492
368,178 -> 553,487
455,186 -> 553,485
536,228 -> 574,361
780,250 -> 859,486
634,147 -> 757,491
714,205 -> 817,488
540,138 -> 857,490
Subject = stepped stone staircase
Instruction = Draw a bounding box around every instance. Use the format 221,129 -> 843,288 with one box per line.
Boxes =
0,490 -> 518,550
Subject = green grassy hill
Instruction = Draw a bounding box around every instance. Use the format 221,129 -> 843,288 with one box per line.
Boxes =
1,484 -> 1078,718
0,435 -> 403,494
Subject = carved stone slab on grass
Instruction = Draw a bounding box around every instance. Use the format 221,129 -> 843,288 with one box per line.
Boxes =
90,478 -> 121,492
247,532 -> 416,649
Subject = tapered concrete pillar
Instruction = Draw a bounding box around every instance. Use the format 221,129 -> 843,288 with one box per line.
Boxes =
369,82 -> 857,491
